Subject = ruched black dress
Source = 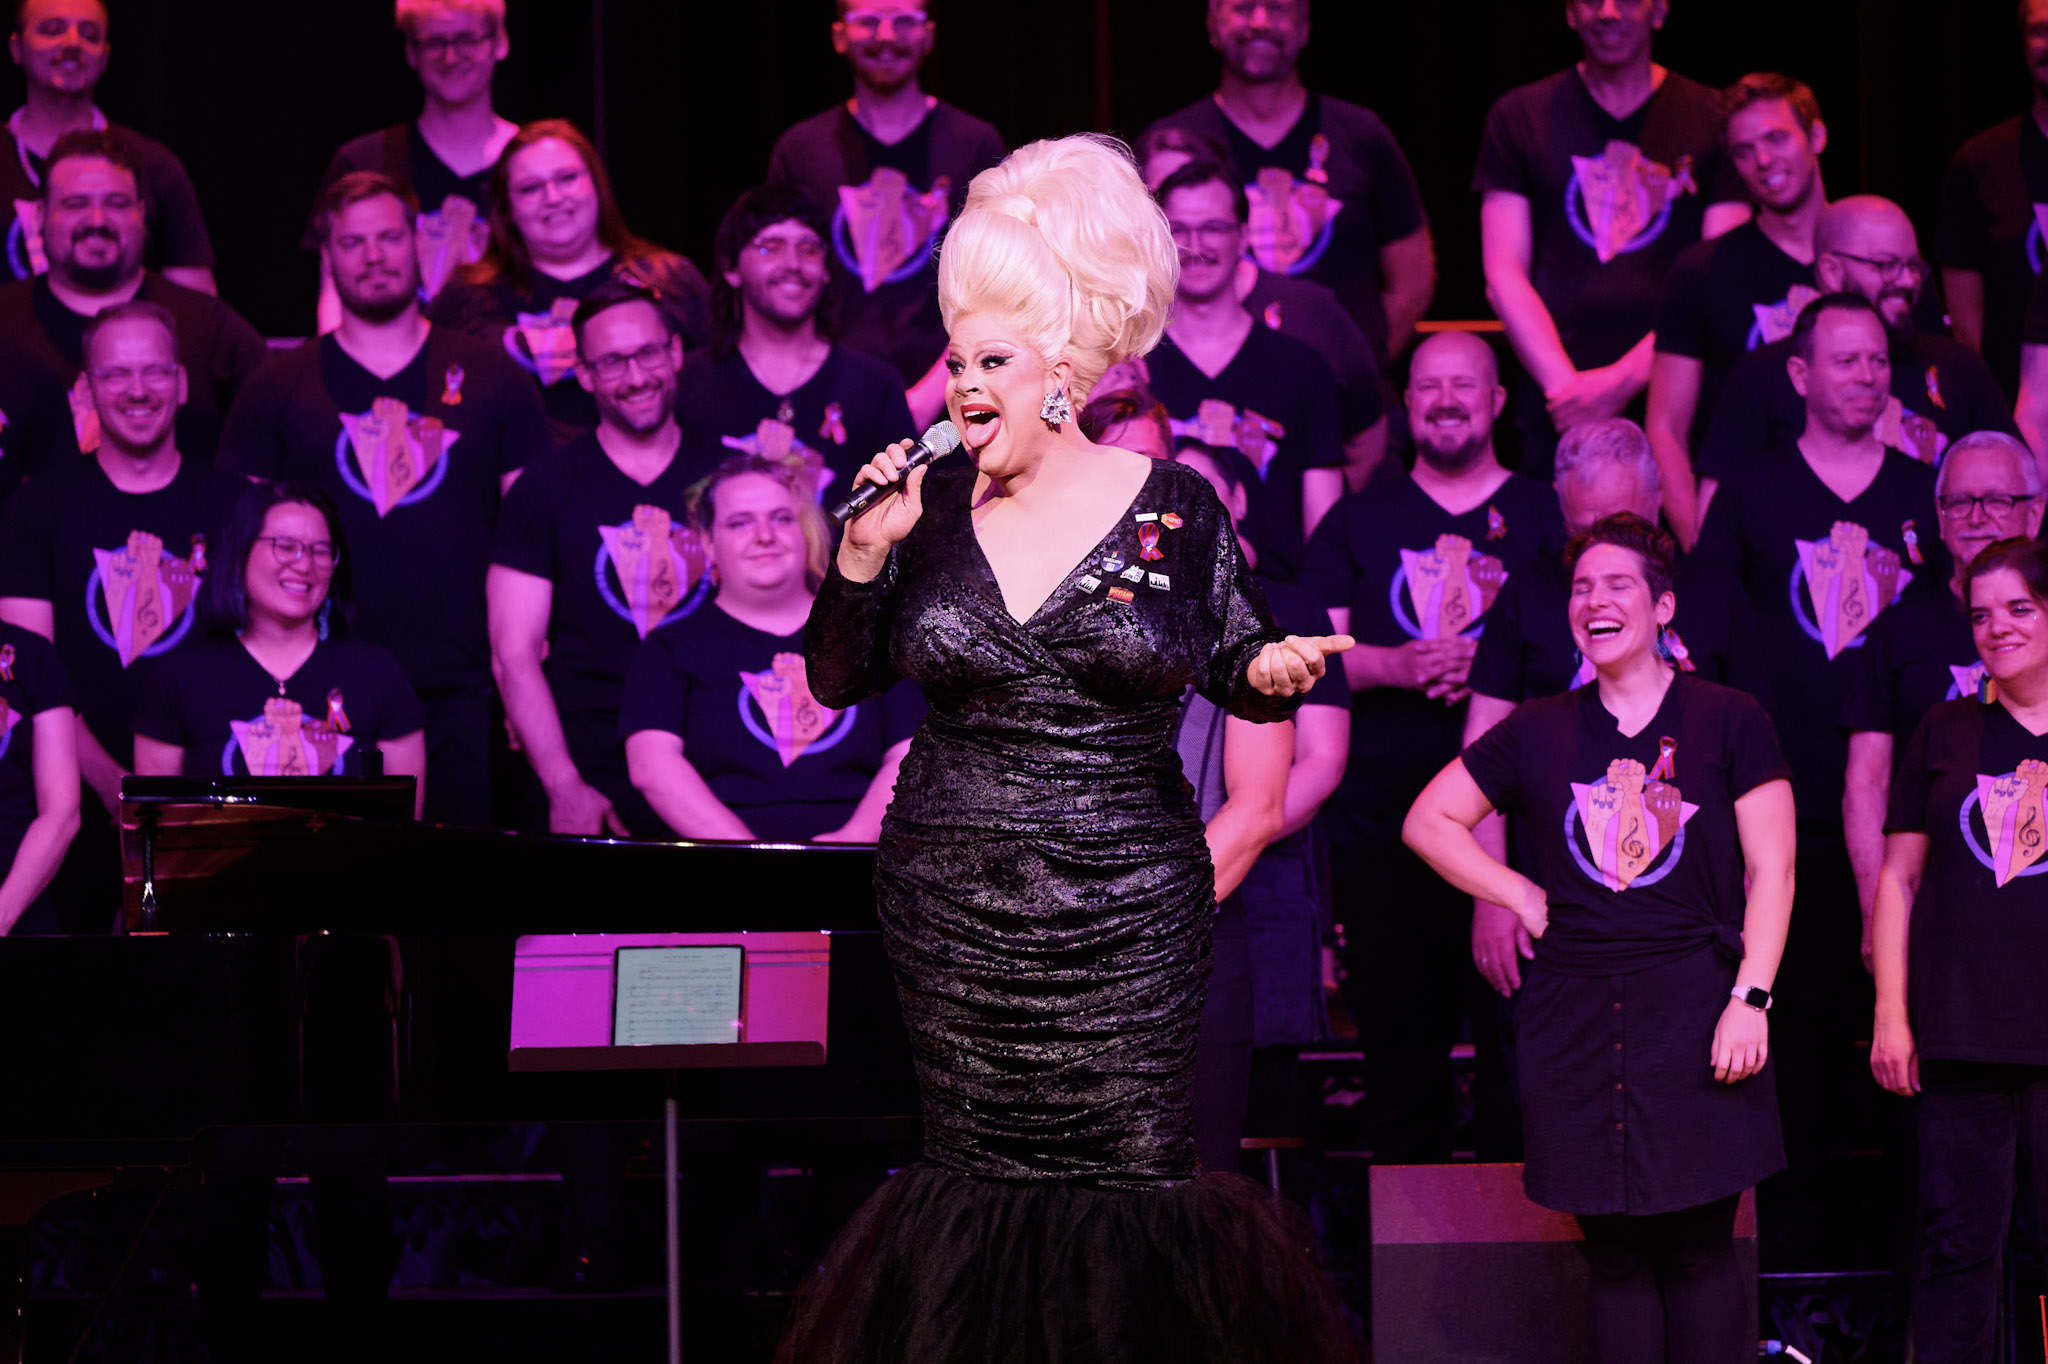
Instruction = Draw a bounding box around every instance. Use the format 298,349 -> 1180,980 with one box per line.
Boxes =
783,458 -> 1355,1363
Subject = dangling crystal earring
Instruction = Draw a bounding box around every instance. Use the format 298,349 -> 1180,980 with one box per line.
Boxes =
1040,387 -> 1072,430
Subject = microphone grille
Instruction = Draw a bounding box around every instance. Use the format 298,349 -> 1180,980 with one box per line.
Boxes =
922,420 -> 963,457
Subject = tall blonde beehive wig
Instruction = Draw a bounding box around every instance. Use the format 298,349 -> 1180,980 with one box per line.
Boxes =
936,135 -> 1180,410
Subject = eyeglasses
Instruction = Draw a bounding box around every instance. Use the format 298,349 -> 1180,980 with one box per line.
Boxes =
1829,251 -> 1928,283
411,30 -> 494,60
1168,220 -> 1244,247
1937,492 -> 2038,519
260,536 -> 340,570
841,9 -> 928,38
88,363 -> 179,389
751,235 -> 826,262
585,342 -> 675,383
510,166 -> 591,207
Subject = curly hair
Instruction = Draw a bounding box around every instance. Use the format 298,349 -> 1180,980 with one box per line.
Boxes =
1565,511 -> 1678,602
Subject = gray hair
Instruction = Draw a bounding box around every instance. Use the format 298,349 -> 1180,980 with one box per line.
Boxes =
1936,430 -> 2042,498
1552,417 -> 1661,497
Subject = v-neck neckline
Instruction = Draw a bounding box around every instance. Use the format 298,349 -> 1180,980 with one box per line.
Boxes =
965,460 -> 1163,628
1585,670 -> 1682,741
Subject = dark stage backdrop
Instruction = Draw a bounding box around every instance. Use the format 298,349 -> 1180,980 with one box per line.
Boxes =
34,0 -> 2033,338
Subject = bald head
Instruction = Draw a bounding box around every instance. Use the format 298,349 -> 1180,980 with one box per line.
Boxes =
1411,330 -> 1499,389
1407,331 -> 1506,475
1815,195 -> 1916,257
1815,195 -> 1924,333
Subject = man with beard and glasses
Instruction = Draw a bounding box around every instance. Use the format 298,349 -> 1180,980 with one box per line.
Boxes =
766,0 -> 1005,427
674,185 -> 911,501
307,0 -> 518,329
1301,331 -> 1565,1163
219,172 -> 548,828
1143,159 -> 1358,584
1699,197 -> 2015,498
1140,0 -> 1434,369
0,130 -> 263,463
0,0 -> 214,293
489,286 -> 704,838
0,300 -> 241,930
1936,0 -> 2048,401
1694,291 -> 1945,1267
1647,73 -> 1830,547
1476,0 -> 1749,481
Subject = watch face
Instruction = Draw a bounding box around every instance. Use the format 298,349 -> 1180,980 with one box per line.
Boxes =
1742,988 -> 1771,1009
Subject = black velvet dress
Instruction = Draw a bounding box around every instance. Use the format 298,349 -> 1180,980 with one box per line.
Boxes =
784,458 -> 1356,1363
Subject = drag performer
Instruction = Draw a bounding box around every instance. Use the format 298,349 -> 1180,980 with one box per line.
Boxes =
785,134 -> 1356,1362
1872,535 -> 2048,1364
1405,512 -> 1794,1364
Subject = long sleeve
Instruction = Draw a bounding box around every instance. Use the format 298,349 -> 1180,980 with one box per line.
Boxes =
805,553 -> 903,710
1196,488 -> 1297,725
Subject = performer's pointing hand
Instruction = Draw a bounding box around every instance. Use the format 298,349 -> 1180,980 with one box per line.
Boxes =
838,440 -> 927,581
1248,634 -> 1356,698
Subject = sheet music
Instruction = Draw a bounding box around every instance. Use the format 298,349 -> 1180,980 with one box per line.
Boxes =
613,946 -> 744,1046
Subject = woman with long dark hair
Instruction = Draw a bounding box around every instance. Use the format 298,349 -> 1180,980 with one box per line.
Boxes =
1405,512 -> 1796,1364
133,482 -> 426,815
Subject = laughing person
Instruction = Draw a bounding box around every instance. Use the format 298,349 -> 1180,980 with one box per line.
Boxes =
1404,512 -> 1795,1364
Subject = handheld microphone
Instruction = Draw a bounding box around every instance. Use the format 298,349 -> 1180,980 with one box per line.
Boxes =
829,420 -> 963,525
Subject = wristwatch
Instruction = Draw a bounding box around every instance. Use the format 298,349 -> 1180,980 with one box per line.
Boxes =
1731,985 -> 1773,1011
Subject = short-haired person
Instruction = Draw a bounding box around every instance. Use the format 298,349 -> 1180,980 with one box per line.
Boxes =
1076,384 -> 1174,461
1843,431 -> 2046,969
1646,73 -> 1829,545
1406,512 -> 1795,1364
1935,0 -> 2048,400
429,119 -> 711,441
1144,159 -> 1362,583
0,300 -> 242,928
1870,534 -> 2048,1363
307,0 -> 518,328
1302,330 -> 1566,1162
220,171 -> 549,828
1141,0 -> 1434,365
488,286 -> 708,838
0,130 -> 265,461
133,483 -> 425,813
1466,417 -> 1769,999
765,0 -> 1007,427
1,0 -> 214,292
1475,0 -> 1749,479
621,453 -> 921,842
674,185 -> 912,500
1701,197 -> 2016,491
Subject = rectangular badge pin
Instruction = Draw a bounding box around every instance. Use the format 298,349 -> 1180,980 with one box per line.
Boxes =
1108,585 -> 1135,603
1120,566 -> 1144,582
1134,512 -> 1159,523
1078,575 -> 1102,593
1148,573 -> 1170,590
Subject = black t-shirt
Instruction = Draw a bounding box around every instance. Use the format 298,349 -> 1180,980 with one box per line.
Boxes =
1467,549 -> 1772,707
428,252 -> 714,441
1144,93 -> 1429,362
0,273 -> 267,463
1887,697 -> 2048,1062
1300,470 -> 1566,846
1240,267 -> 1386,439
1697,330 -> 2018,479
1145,323 -> 1347,584
1653,220 -> 1817,447
489,432 -> 712,726
0,114 -> 214,278
0,454 -> 243,762
305,122 -> 494,303
1936,114 -> 2048,400
0,622 -> 71,857
673,345 -> 915,499
1473,69 -> 1742,372
1693,447 -> 1940,822
216,330 -> 549,695
1840,586 -> 1979,746
767,101 -> 1007,386
0,335 -> 78,507
1462,674 -> 1790,976
617,602 -> 926,841
133,634 -> 423,778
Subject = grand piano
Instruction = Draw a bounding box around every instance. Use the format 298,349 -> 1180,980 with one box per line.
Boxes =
0,777 -> 920,1361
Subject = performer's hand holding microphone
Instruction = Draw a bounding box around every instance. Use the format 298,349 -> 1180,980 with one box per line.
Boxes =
832,421 -> 961,582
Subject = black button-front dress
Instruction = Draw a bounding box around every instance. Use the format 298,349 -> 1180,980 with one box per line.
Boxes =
784,457 -> 1356,1363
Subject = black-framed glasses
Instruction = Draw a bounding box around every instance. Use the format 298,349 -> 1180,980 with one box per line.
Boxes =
88,363 -> 179,389
585,342 -> 674,383
1830,251 -> 1928,283
410,31 -> 494,60
260,536 -> 340,570
1937,492 -> 2038,519
1168,220 -> 1244,247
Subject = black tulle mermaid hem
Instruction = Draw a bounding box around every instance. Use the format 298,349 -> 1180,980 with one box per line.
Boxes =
772,1162 -> 1359,1364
